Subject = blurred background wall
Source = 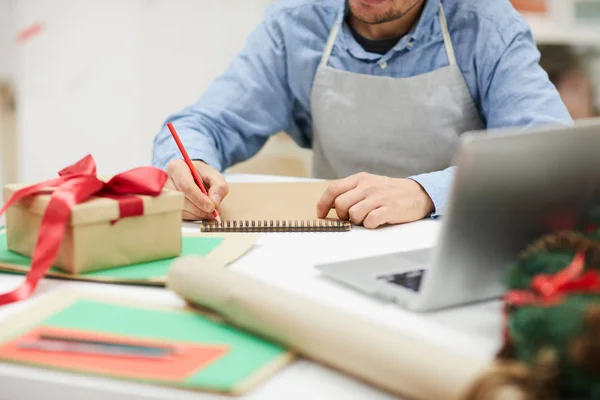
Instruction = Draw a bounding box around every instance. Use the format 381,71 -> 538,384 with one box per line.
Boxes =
0,0 -> 599,192
1,0 -> 15,193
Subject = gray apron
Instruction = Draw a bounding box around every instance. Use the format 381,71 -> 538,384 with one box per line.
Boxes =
310,3 -> 485,179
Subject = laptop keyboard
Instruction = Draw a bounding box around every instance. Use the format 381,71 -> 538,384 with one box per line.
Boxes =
377,269 -> 425,292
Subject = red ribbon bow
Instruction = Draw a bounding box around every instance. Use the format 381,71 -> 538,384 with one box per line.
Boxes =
0,155 -> 168,306
502,250 -> 600,342
505,251 -> 600,308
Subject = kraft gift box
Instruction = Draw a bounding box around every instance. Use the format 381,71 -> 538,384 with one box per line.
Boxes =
3,183 -> 184,275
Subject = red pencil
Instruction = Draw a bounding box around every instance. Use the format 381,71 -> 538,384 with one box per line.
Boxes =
167,122 -> 222,223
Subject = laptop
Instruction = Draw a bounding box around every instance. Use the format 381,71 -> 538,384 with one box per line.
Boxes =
316,118 -> 600,312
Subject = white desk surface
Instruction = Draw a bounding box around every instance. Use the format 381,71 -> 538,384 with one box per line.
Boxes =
0,174 -> 503,400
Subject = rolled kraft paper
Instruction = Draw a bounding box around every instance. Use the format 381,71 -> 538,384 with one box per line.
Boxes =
166,256 -> 491,400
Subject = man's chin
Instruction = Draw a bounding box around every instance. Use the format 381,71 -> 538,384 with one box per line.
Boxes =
350,11 -> 393,25
348,0 -> 396,24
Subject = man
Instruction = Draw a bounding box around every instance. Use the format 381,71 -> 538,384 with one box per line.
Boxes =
152,0 -> 572,229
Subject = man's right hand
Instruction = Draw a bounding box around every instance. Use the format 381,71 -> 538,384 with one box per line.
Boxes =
165,159 -> 229,221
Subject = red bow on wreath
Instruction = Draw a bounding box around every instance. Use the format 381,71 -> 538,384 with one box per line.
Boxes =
0,155 -> 167,306
505,251 -> 600,307
502,251 -> 600,341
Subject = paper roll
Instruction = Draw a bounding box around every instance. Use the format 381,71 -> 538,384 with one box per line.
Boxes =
166,256 -> 491,400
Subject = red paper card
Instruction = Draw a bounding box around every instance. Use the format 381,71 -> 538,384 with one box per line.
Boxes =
0,326 -> 229,382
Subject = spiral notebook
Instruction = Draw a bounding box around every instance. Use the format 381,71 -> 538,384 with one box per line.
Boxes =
199,181 -> 352,233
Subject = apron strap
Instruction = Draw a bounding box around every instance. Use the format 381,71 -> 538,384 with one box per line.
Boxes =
319,22 -> 340,68
438,3 -> 457,66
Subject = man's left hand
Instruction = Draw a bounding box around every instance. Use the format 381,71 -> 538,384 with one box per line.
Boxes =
316,173 -> 435,229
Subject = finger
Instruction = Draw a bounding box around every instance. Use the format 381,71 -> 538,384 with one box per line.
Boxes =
167,175 -> 213,220
204,170 -> 229,207
363,207 -> 387,230
170,162 -> 214,214
348,198 -> 380,225
182,209 -> 215,221
317,176 -> 361,218
183,199 -> 214,221
181,209 -> 214,221
164,177 -> 177,190
333,188 -> 366,221
182,210 -> 198,221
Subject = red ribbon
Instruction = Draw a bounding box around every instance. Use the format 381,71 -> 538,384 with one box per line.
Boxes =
0,155 -> 167,306
505,251 -> 600,307
502,250 -> 600,341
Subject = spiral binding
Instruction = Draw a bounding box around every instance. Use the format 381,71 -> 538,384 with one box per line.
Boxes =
199,219 -> 351,232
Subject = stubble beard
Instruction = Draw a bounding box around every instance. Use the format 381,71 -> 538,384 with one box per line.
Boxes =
348,0 -> 422,25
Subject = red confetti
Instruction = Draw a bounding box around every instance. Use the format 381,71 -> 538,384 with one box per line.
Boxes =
16,23 -> 44,44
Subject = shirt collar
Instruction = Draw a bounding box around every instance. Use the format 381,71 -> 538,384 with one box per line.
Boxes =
336,0 -> 441,61
409,0 -> 441,44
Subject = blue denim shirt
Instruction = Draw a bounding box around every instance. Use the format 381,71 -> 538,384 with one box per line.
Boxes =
152,0 -> 572,217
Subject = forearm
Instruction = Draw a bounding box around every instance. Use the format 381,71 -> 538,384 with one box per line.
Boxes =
152,113 -> 223,171
152,107 -> 270,172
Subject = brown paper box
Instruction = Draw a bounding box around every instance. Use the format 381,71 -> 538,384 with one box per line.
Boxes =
3,184 -> 184,274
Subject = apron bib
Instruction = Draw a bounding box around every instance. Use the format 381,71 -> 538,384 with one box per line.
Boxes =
310,3 -> 485,179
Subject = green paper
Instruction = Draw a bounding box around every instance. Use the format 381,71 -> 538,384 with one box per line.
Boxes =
35,299 -> 288,392
0,232 -> 223,281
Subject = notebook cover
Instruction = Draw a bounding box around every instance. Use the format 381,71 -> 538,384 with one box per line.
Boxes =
216,181 -> 339,222
0,291 -> 294,395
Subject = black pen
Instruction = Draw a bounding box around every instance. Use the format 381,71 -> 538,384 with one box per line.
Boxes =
17,338 -> 174,360
37,333 -> 175,355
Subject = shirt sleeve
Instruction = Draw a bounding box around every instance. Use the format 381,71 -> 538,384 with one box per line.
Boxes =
410,17 -> 573,218
151,9 -> 292,172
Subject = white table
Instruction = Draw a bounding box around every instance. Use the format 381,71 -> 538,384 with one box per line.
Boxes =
0,174 -> 504,400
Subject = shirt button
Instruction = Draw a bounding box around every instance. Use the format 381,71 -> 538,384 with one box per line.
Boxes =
379,61 -> 388,69
408,40 -> 415,48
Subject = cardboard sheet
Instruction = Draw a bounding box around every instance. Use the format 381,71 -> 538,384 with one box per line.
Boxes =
167,256 -> 491,400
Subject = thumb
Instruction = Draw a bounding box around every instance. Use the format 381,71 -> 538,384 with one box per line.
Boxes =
205,174 -> 229,207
